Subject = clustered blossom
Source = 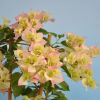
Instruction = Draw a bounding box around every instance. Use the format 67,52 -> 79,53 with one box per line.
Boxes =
11,11 -> 100,89
0,51 -> 10,91
0,10 -> 100,100
13,11 -> 63,86
63,33 -> 100,88
11,11 -> 54,40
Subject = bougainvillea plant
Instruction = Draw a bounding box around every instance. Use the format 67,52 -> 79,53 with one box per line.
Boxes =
0,11 -> 100,100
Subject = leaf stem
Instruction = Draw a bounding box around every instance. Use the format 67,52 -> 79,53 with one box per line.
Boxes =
52,38 -> 60,46
8,73 -> 12,100
8,86 -> 12,100
37,84 -> 44,96
48,33 -> 52,45
8,39 -> 13,100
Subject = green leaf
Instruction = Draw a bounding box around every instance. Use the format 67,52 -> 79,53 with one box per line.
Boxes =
2,45 -> 8,51
5,51 -> 18,70
0,45 -> 8,53
37,28 -> 48,34
52,91 -> 68,100
61,41 -> 67,46
13,86 -> 25,97
61,41 -> 74,50
22,87 -> 34,97
55,81 -> 69,91
15,37 -> 22,43
11,72 -> 25,97
11,72 -> 21,86
0,27 -> 14,41
0,31 -> 6,41
11,43 -> 17,50
11,73 -> 38,97
58,34 -> 65,38
62,66 -> 71,77
59,81 -> 69,91
53,45 -> 60,48
37,29 -> 58,37
43,37 -> 48,42
50,32 -> 58,37
44,81 -> 53,93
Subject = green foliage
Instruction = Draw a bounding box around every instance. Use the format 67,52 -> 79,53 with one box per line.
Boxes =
58,34 -> 65,39
0,27 -> 14,41
11,73 -> 40,98
0,31 -> 6,41
59,81 -> 69,91
5,52 -> 18,70
43,81 -> 69,99
22,87 -> 36,97
11,72 -> 25,97
50,32 -> 58,37
44,81 -> 53,93
51,91 -> 68,100
61,40 -> 73,50
38,28 -> 64,38
61,41 -> 67,46
37,28 -> 48,35
0,45 -> 8,54
62,66 -> 71,77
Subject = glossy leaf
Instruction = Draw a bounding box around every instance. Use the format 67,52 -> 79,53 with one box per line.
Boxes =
58,34 -> 65,38
50,32 -> 58,37
0,27 -> 14,41
37,28 -> 48,34
11,72 -> 25,97
0,31 -> 6,41
5,52 -> 18,70
22,87 -> 34,97
44,81 -> 53,93
62,66 -> 71,77
61,41 -> 67,46
59,81 -> 69,91
52,91 -> 68,100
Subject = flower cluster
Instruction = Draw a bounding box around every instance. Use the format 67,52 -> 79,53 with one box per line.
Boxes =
13,11 -> 63,86
12,11 -> 53,40
0,51 -> 10,91
0,10 -> 100,100
63,33 -> 100,88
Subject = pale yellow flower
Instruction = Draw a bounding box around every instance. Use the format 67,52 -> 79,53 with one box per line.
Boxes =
82,78 -> 96,88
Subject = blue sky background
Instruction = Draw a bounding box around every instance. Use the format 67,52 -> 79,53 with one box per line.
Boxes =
0,0 -> 100,100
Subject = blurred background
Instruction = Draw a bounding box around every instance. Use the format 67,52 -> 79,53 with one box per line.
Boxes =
0,0 -> 100,100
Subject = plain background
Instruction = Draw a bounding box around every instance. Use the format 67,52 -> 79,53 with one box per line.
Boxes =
0,0 -> 100,100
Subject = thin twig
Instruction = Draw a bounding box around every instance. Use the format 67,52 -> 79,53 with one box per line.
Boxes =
8,73 -> 12,100
37,84 -> 44,96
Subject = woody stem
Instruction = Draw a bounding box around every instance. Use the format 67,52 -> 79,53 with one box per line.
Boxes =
8,73 -> 12,100
37,84 -> 44,96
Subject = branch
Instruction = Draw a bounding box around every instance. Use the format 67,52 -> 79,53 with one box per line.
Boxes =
37,84 -> 44,96
8,73 -> 12,100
